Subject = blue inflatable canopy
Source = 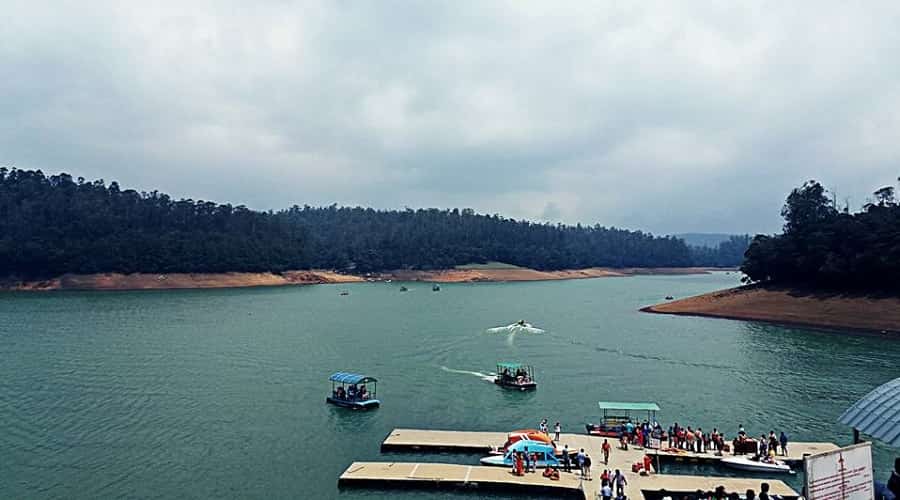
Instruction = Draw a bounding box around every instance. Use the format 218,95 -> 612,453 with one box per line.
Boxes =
329,372 -> 377,384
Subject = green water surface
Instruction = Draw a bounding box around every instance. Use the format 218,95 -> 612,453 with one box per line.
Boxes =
2,273 -> 897,499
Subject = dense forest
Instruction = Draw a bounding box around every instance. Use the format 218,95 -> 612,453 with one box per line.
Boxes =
0,168 -> 744,278
741,179 -> 900,290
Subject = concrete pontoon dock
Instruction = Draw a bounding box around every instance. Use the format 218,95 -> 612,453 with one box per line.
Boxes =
341,429 -> 806,499
340,461 -> 584,497
381,428 -> 506,452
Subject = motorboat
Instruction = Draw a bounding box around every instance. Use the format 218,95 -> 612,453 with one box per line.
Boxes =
326,372 -> 380,410
494,362 -> 537,390
480,440 -> 561,468
720,455 -> 793,474
586,402 -> 661,438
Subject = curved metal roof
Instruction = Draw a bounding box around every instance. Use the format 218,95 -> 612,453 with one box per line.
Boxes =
839,377 -> 900,447
329,372 -> 377,384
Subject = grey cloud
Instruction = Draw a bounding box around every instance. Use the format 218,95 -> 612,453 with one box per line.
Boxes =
2,1 -> 899,234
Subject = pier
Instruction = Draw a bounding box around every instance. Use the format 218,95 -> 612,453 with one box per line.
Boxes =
339,429 -> 823,499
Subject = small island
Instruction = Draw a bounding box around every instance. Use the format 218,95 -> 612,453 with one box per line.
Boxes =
643,180 -> 900,334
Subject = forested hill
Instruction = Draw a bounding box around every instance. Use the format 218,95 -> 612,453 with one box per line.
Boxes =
742,180 -> 900,290
1,169 -> 742,278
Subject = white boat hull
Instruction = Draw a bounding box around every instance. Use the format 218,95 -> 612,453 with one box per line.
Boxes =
720,456 -> 793,474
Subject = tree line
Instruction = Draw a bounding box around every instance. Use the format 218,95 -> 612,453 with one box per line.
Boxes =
0,168 -> 744,278
741,179 -> 900,290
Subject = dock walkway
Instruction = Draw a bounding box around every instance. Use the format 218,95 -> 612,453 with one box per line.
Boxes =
339,429 -> 813,499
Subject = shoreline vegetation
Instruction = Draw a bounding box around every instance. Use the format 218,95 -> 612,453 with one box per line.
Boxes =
0,265 -> 725,291
641,285 -> 900,335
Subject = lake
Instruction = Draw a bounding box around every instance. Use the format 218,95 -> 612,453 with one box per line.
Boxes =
2,273 -> 897,499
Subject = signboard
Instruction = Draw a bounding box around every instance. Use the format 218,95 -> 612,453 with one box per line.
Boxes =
649,437 -> 662,450
804,442 -> 874,500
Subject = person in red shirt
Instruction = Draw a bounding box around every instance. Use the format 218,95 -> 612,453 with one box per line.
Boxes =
602,439 -> 611,464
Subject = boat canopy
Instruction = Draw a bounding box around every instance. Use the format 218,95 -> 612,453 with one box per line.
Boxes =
497,362 -> 527,370
598,402 -> 660,412
329,372 -> 377,384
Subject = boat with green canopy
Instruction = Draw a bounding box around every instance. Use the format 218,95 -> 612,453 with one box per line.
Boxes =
326,372 -> 380,409
586,401 -> 660,437
494,362 -> 536,391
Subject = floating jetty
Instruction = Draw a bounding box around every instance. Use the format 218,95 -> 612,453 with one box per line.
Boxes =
339,428 -> 818,499
381,428 -> 506,452
340,462 -> 583,497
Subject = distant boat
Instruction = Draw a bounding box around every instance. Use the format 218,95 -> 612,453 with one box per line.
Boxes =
399,286 -> 408,292
432,284 -> 440,291
340,291 -> 349,296
665,296 -> 674,300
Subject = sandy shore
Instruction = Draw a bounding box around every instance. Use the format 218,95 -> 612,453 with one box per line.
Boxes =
381,267 -> 717,283
1,266 -> 721,291
642,285 -> 900,334
0,270 -> 364,291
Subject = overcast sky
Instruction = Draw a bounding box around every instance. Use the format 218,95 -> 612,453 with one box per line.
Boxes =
2,2 -> 899,234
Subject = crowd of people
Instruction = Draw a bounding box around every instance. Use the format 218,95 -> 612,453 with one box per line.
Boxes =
614,420 -> 791,459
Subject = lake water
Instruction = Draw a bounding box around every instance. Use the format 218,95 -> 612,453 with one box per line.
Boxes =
2,273 -> 897,499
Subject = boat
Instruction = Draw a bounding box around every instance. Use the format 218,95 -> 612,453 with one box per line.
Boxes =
481,440 -> 561,468
489,429 -> 556,455
586,401 -> 661,438
326,372 -> 380,410
432,284 -> 440,291
494,362 -> 537,390
720,455 -> 794,474
399,286 -> 408,292
340,291 -> 349,296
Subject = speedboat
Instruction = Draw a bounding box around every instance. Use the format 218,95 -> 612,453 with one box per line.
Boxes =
720,455 -> 793,474
480,440 -> 561,468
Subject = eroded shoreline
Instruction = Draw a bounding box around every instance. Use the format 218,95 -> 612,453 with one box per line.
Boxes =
1,267 -> 722,291
641,285 -> 900,334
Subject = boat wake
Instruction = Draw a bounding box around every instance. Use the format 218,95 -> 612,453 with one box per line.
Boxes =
486,322 -> 546,335
486,322 -> 545,345
440,366 -> 495,383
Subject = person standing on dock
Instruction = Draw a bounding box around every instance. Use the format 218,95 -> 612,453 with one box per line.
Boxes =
577,449 -> 586,477
540,419 -> 548,434
524,446 -> 531,473
562,444 -> 571,472
614,468 -> 627,497
600,481 -> 613,500
583,453 -> 593,480
554,421 -> 561,441
602,439 -> 611,464
779,431 -> 788,456
768,431 -> 778,456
